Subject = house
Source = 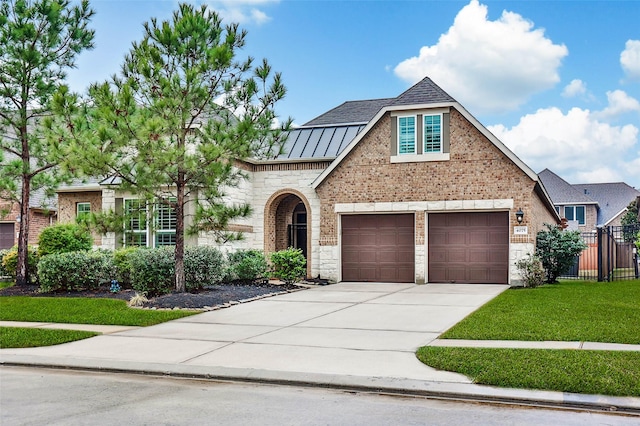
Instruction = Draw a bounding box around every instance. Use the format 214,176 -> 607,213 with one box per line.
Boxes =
56,77 -> 559,285
0,188 -> 57,250
538,169 -> 640,231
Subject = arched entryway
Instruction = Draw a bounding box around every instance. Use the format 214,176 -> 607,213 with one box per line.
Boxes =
264,190 -> 311,278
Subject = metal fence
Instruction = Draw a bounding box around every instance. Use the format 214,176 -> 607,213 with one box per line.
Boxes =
561,223 -> 640,281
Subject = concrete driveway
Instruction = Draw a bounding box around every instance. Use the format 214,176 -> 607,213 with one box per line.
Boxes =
1,283 -> 507,383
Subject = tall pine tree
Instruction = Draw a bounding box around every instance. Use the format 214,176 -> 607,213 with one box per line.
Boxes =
0,0 -> 94,285
49,3 -> 291,292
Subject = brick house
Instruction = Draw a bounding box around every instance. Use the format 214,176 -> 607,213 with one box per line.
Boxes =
0,189 -> 57,250
57,77 -> 559,285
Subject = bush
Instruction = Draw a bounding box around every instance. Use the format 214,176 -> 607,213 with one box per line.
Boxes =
129,247 -> 175,297
1,246 -> 39,283
184,246 -> 226,289
226,249 -> 268,283
536,224 -> 588,283
37,250 -> 115,292
270,247 -> 306,285
0,249 -> 10,277
113,247 -> 139,288
37,223 -> 93,257
515,255 -> 546,288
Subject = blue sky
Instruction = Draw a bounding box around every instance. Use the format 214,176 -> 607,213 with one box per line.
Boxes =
66,0 -> 640,188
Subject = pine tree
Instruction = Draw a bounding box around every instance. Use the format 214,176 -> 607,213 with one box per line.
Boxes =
49,3 -> 291,292
0,0 -> 94,285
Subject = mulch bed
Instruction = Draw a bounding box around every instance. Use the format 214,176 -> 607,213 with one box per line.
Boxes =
0,282 -> 303,310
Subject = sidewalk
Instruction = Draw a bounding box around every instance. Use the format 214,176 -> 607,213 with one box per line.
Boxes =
2,282 -> 639,415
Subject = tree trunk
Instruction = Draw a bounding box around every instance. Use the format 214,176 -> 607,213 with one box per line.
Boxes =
174,183 -> 186,293
16,176 -> 30,286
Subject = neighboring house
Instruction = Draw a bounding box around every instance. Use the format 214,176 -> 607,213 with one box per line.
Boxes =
0,189 -> 57,249
57,77 -> 559,285
538,169 -> 640,231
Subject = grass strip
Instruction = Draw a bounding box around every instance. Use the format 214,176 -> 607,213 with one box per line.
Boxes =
0,297 -> 196,326
0,327 -> 98,348
442,280 -> 640,344
417,346 -> 640,397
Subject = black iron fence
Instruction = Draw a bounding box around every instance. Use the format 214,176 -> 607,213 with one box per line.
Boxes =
561,223 -> 640,281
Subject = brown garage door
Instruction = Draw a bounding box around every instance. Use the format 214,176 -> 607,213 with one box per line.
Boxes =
342,214 -> 414,282
428,212 -> 508,284
0,223 -> 15,249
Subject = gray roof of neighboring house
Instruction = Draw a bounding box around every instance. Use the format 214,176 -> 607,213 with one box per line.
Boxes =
538,169 -> 596,204
278,77 -> 457,161
538,168 -> 640,225
572,182 -> 640,225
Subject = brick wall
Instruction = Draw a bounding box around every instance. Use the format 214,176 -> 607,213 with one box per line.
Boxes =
57,191 -> 103,246
0,200 -> 56,246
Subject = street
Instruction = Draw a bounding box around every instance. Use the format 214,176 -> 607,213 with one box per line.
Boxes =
0,366 -> 636,425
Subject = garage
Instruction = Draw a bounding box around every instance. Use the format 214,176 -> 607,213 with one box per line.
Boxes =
428,212 -> 509,284
342,214 -> 414,282
0,223 -> 14,249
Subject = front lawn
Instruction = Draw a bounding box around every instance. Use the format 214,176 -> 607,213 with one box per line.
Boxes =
417,347 -> 640,397
441,279 -> 640,344
0,296 -> 196,326
418,279 -> 640,396
0,327 -> 98,348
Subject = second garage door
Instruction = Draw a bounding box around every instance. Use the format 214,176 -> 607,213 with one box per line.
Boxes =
342,214 -> 414,282
428,212 -> 509,284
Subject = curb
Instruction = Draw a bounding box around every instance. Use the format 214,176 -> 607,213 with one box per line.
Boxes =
2,355 -> 639,416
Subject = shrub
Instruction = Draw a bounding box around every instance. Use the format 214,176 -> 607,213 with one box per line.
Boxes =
1,246 -> 39,283
129,247 -> 175,297
226,249 -> 268,283
37,223 -> 92,257
184,246 -> 226,289
515,255 -> 546,288
113,246 -> 139,288
0,249 -> 10,277
535,224 -> 588,283
270,247 -> 306,285
37,250 -> 115,292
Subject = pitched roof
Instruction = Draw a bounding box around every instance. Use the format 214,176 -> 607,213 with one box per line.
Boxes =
279,77 -> 460,161
572,182 -> 640,225
538,169 -> 597,204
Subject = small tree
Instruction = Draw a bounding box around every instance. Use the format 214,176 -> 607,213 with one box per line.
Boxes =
535,223 -> 587,283
48,3 -> 291,293
0,0 -> 94,286
621,199 -> 639,242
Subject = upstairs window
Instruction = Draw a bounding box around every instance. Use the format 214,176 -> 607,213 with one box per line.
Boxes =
423,114 -> 442,153
398,116 -> 416,154
564,205 -> 585,225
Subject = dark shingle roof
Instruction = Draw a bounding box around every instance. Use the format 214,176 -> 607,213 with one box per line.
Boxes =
282,77 -> 457,160
572,182 -> 640,225
538,169 -> 596,204
303,98 -> 395,127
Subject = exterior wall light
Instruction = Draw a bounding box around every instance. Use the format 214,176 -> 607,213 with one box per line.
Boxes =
515,208 -> 524,224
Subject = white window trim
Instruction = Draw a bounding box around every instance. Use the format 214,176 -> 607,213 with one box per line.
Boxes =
154,198 -> 177,247
397,115 -> 417,155
423,113 -> 443,154
391,152 -> 450,163
76,202 -> 91,219
123,198 -> 149,247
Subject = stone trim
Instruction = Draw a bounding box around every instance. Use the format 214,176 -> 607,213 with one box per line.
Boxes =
335,199 -> 514,213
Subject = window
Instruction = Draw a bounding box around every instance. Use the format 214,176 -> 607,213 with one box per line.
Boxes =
398,116 -> 416,154
154,199 -> 177,247
124,199 -> 148,247
555,206 -> 560,214
564,205 -> 585,225
423,114 -> 442,153
76,202 -> 91,221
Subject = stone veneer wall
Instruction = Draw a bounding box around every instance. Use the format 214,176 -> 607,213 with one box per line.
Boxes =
315,108 -> 553,284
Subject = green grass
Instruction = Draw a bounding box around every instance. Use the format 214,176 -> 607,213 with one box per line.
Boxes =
0,280 -> 13,290
417,347 -> 640,397
442,279 -> 640,344
0,296 -> 196,326
0,327 -> 98,348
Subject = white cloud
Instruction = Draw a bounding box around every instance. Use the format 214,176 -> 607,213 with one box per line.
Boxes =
204,0 -> 277,25
561,79 -> 586,98
488,106 -> 639,184
620,39 -> 640,80
394,0 -> 568,114
592,90 -> 640,119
